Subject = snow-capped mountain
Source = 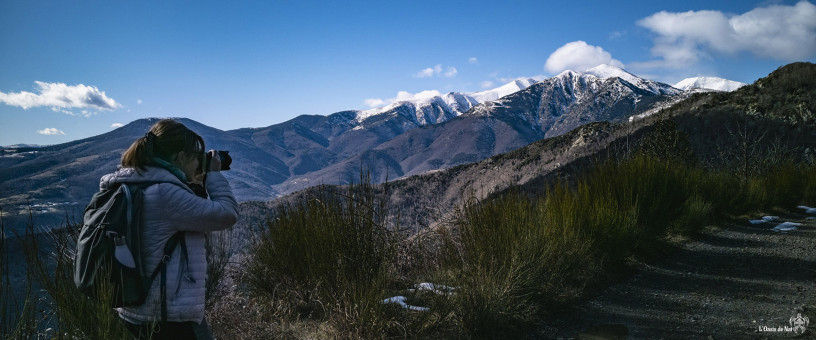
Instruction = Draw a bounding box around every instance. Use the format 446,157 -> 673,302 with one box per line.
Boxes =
355,78 -> 540,126
351,65 -> 743,130
356,92 -> 480,126
470,64 -> 681,137
674,77 -> 746,92
262,65 -> 686,195
261,65 -> 681,192
583,64 -> 681,95
1,62 -> 754,220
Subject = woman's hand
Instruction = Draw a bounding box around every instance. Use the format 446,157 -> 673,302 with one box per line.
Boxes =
207,150 -> 222,172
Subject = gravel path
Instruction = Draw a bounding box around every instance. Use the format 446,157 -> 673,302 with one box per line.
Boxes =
541,211 -> 816,339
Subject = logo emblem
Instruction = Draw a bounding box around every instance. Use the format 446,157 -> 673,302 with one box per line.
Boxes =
789,313 -> 810,335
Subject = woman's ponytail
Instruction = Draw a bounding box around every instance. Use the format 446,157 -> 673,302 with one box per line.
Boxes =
121,133 -> 154,170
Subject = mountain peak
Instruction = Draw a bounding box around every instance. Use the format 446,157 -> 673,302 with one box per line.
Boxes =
674,76 -> 746,92
554,69 -> 580,78
470,78 -> 538,103
584,64 -> 641,84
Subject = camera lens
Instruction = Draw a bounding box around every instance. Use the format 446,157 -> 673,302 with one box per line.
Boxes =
218,151 -> 231,170
204,150 -> 231,171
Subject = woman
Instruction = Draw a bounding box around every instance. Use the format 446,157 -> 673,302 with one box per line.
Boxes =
101,119 -> 239,339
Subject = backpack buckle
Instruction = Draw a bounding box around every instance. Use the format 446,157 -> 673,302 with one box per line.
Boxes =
106,231 -> 127,246
161,254 -> 171,264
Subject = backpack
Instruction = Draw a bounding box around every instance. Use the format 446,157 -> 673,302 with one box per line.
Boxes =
74,182 -> 185,320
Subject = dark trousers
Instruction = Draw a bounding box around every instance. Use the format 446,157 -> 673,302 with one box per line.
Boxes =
122,318 -> 212,340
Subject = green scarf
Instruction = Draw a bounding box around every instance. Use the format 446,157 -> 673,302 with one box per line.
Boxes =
152,157 -> 188,183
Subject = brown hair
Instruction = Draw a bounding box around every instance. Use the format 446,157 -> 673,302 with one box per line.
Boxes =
121,119 -> 205,171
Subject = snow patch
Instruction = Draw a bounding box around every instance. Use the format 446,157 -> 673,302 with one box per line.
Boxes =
797,205 -> 816,214
410,282 -> 456,296
772,222 -> 801,232
749,216 -> 779,224
382,282 -> 456,312
381,296 -> 429,312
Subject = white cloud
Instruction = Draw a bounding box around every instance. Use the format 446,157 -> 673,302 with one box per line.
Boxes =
414,64 -> 441,78
37,128 -> 65,135
544,41 -> 624,74
433,65 -> 443,74
50,107 -> 73,115
414,64 -> 457,78
48,106 -> 97,117
111,123 -> 124,128
0,81 -> 121,112
364,90 -> 443,108
468,57 -> 478,65
395,90 -> 441,101
637,1 -> 816,67
415,67 -> 435,78
364,98 -> 386,107
137,99 -> 143,105
480,81 -> 495,89
497,75 -> 540,83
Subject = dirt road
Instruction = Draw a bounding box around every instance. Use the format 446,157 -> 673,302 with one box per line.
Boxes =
541,211 -> 816,339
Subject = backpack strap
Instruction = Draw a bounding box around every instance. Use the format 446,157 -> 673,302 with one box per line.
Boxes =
130,181 -> 191,322
148,232 -> 186,323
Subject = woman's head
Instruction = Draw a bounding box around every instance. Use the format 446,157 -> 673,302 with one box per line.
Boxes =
121,119 -> 205,176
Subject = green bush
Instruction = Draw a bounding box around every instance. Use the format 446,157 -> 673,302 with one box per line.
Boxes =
0,215 -> 37,338
803,164 -> 816,205
443,152 -> 816,338
21,224 -> 134,339
2,210 -> 235,339
670,195 -> 714,233
7,122 -> 816,339
447,193 -> 591,338
246,176 -> 401,338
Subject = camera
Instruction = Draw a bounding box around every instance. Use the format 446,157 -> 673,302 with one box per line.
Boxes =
205,150 -> 232,171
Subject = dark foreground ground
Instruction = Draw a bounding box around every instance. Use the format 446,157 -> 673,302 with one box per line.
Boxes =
540,211 -> 816,340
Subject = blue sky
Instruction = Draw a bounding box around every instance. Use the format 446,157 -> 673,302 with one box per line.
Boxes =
1,0 -> 814,146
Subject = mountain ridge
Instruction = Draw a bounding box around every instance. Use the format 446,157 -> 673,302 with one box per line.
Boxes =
355,61 -> 816,232
0,65 -> 751,233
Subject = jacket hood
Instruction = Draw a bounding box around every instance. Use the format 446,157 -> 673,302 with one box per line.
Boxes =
100,166 -> 188,191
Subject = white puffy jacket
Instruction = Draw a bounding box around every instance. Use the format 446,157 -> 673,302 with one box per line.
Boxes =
101,166 -> 239,324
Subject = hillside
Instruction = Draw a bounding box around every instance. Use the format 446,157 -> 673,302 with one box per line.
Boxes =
217,61 -> 816,339
254,62 -> 816,234
275,66 -> 681,194
0,118 -> 287,232
0,66 -> 684,234
3,62 -> 814,338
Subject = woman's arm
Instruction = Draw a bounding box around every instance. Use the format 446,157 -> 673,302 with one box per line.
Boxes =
160,172 -> 239,232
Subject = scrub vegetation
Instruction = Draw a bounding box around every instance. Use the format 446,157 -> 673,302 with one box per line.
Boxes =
3,62 -> 815,338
